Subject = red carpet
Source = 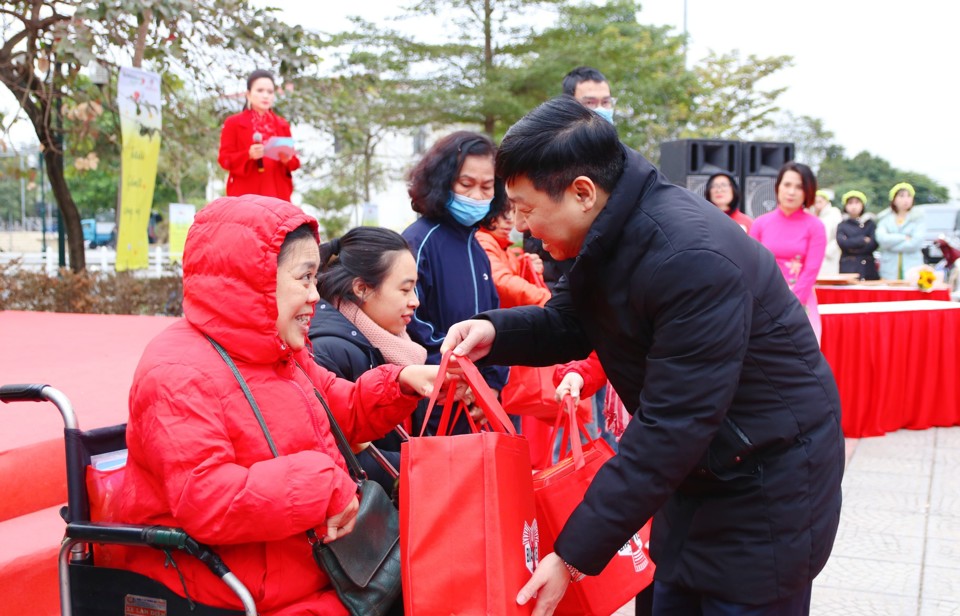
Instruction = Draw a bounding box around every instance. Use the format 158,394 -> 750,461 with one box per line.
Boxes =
0,310 -> 177,615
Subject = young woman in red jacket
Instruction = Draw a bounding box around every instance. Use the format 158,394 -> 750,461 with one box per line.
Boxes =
218,69 -> 300,201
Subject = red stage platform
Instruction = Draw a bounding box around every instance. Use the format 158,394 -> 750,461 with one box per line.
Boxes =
0,310 -> 176,615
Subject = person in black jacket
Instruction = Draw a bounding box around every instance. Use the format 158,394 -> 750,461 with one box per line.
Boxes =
837,190 -> 880,280
308,226 -> 427,493
442,97 -> 843,616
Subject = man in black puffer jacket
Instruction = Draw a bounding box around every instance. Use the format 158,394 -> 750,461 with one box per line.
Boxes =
442,96 -> 843,616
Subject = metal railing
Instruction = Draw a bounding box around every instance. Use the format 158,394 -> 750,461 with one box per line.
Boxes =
0,246 -> 181,277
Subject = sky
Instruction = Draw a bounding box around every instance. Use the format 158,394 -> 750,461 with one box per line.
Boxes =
3,1 -> 957,200
262,0 -> 960,199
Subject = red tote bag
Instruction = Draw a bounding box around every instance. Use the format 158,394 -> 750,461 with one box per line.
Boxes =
502,257 -> 593,423
400,352 -> 538,615
534,397 -> 655,616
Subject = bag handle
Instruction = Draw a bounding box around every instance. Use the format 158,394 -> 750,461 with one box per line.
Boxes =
420,351 -> 517,437
518,253 -> 548,290
204,334 -> 367,482
549,395 -> 589,470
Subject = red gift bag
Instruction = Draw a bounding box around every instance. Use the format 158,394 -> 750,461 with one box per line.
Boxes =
400,352 -> 538,615
534,397 -> 655,616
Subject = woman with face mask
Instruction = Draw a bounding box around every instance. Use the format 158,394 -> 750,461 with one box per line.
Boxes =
402,131 -> 510,434
218,69 -> 300,201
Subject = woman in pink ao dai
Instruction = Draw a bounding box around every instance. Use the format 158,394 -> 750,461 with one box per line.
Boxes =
750,162 -> 826,342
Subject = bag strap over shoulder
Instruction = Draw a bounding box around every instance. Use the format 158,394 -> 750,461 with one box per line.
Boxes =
204,334 -> 366,482
205,334 -> 280,457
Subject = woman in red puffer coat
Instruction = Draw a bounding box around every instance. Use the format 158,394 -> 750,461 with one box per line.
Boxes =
111,195 -> 442,615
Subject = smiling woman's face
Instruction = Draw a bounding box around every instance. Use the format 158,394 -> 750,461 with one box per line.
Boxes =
356,250 -> 419,336
275,238 -> 320,350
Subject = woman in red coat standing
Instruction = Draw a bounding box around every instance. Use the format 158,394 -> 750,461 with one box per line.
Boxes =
218,69 -> 300,201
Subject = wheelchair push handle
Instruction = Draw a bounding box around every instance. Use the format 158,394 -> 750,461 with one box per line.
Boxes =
1,383 -> 78,430
0,383 -> 51,402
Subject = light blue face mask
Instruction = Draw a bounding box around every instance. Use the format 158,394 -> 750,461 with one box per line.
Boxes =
594,107 -> 614,125
446,191 -> 492,226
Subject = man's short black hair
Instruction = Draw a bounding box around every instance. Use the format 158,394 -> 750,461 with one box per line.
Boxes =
561,66 -> 609,96
496,96 -> 625,202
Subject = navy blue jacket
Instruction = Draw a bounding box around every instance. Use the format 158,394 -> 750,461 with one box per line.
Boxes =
481,147 -> 844,604
402,216 -> 509,394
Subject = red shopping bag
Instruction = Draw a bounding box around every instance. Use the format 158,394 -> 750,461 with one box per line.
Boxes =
400,352 -> 538,615
534,397 -> 655,616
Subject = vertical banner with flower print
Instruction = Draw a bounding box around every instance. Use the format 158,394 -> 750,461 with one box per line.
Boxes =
116,67 -> 162,271
167,203 -> 195,263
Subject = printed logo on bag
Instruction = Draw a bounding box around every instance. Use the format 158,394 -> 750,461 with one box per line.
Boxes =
616,533 -> 650,573
523,519 -> 540,574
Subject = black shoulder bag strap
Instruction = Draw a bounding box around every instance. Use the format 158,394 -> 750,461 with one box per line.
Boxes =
204,336 -> 364,546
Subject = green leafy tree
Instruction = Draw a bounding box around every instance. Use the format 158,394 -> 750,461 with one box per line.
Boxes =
685,50 -> 792,141
302,185 -> 353,240
403,0 -> 564,136
0,0 -> 321,271
762,112 -> 836,172
818,149 -> 949,211
510,0 -> 695,157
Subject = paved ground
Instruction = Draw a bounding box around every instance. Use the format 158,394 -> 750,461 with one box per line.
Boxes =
812,428 -> 960,615
613,427 -> 960,615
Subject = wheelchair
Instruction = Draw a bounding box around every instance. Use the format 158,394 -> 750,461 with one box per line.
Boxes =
0,384 -> 256,616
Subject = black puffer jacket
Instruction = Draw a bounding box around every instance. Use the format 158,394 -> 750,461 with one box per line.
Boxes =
481,147 -> 844,604
308,300 -> 384,381
838,216 -> 880,280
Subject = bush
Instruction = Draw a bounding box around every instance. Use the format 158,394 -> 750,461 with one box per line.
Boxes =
0,260 -> 183,316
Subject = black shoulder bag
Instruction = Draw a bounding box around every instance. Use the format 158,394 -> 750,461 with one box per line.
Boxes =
206,337 -> 402,616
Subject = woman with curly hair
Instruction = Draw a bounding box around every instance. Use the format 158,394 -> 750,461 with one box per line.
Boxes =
402,131 -> 510,434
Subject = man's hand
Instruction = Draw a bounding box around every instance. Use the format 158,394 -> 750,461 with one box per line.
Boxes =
516,552 -> 572,616
324,495 -> 359,543
398,364 -> 470,401
439,319 -> 496,362
555,372 -> 584,405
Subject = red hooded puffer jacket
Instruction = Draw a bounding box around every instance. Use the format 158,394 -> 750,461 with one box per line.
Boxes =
112,195 -> 418,615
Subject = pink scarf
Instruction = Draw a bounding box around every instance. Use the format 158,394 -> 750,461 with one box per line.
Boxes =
338,301 -> 427,367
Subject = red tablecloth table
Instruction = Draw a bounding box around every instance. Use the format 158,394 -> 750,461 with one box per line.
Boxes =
815,284 -> 951,304
820,300 -> 960,438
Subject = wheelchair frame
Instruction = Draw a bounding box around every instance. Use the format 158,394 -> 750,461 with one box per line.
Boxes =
1,384 -> 258,616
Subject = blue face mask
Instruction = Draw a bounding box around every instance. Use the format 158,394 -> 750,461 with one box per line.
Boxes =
594,107 -> 614,125
446,192 -> 492,226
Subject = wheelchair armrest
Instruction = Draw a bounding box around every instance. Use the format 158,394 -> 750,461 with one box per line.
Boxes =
63,522 -> 257,615
66,522 -> 230,578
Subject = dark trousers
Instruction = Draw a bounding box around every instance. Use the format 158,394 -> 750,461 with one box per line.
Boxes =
649,581 -> 812,616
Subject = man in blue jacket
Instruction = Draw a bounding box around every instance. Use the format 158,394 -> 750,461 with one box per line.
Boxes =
442,97 -> 844,615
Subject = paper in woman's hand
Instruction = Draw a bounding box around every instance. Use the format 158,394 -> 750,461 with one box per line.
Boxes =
264,136 -> 296,160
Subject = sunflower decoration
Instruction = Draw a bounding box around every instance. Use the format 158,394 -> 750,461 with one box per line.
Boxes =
917,267 -> 938,291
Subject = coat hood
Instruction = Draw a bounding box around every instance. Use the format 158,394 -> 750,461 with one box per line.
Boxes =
182,195 -> 319,364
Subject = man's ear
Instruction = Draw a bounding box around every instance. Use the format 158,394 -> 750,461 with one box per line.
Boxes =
570,176 -> 598,211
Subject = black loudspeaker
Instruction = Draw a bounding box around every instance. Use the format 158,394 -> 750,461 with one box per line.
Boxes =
740,142 -> 795,218
659,140 -> 741,199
